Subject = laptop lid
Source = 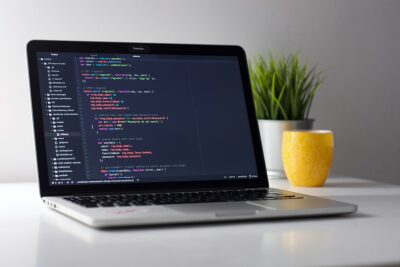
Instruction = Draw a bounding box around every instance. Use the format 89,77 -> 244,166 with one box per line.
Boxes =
27,40 -> 268,196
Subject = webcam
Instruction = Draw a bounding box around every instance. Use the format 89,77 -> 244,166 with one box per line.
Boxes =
129,44 -> 150,53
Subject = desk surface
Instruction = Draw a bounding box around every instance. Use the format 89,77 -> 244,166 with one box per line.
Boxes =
1,177 -> 400,267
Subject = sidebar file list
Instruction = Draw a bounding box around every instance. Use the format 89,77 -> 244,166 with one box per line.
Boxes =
38,54 -> 85,185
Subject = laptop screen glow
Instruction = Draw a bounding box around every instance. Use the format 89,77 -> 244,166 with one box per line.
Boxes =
36,52 -> 258,186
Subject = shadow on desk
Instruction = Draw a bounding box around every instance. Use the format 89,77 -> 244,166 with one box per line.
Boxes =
103,212 -> 372,232
325,180 -> 395,188
328,262 -> 400,267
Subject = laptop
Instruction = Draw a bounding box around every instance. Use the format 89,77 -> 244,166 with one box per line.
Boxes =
27,40 -> 357,228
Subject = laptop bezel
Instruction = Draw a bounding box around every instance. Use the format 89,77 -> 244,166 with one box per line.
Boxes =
27,40 -> 268,197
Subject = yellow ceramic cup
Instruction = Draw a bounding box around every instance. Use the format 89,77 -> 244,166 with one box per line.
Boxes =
282,130 -> 334,187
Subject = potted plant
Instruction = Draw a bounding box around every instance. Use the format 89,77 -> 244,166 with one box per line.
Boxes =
249,53 -> 323,178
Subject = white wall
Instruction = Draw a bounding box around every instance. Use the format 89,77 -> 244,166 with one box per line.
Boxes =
1,0 -> 399,184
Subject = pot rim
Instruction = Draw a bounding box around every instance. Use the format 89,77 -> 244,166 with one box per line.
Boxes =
284,129 -> 332,134
258,119 -> 315,122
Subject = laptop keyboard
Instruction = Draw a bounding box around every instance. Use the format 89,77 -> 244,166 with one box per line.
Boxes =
63,189 -> 303,208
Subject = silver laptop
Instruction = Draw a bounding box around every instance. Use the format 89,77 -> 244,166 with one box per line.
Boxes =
27,40 -> 356,228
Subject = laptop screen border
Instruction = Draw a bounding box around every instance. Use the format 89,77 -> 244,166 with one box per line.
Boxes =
27,40 -> 269,196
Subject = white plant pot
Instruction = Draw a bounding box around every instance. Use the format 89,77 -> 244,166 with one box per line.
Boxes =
258,119 -> 314,178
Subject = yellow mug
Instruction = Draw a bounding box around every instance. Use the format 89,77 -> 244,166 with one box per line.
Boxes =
282,130 -> 334,187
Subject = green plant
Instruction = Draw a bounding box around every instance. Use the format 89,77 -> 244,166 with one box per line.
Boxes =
249,53 -> 323,120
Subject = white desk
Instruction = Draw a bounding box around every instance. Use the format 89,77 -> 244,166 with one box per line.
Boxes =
1,176 -> 400,267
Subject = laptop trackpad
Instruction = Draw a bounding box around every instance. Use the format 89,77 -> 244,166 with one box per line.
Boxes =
168,202 -> 266,217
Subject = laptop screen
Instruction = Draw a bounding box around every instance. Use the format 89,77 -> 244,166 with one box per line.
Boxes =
36,52 -> 258,186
